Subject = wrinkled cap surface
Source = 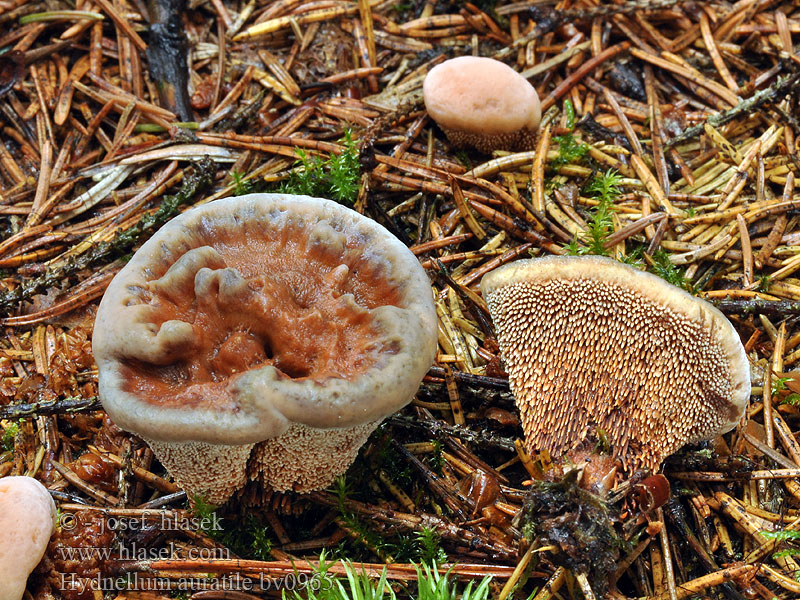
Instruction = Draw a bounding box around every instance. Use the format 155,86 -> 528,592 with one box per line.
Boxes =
0,476 -> 57,600
93,193 -> 438,445
481,255 -> 750,472
423,56 -> 541,137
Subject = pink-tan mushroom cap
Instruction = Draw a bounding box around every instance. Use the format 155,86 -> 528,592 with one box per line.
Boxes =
0,476 -> 57,600
423,56 -> 541,153
480,255 -> 750,473
92,193 -> 437,500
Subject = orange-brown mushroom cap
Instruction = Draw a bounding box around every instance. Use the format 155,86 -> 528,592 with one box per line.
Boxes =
480,255 -> 750,473
423,56 -> 541,154
93,193 -> 438,501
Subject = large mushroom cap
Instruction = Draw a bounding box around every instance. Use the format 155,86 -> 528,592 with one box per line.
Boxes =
93,193 -> 438,499
481,255 -> 750,472
423,56 -> 541,153
0,476 -> 57,600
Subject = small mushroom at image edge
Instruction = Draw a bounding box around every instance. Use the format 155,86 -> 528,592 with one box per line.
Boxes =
480,255 -> 750,477
92,193 -> 438,504
0,476 -> 57,600
423,56 -> 542,154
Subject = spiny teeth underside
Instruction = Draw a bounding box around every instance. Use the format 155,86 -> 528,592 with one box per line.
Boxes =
486,278 -> 733,472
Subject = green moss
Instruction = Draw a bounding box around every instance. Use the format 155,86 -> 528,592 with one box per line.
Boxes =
550,134 -> 589,170
189,494 -> 274,560
769,541 -> 800,579
279,130 -> 360,205
332,475 -> 390,561
772,376 -> 792,396
415,526 -> 448,565
563,169 -> 622,256
190,493 -> 218,522
521,472 -> 619,598
781,393 -> 800,406
563,238 -> 584,256
428,439 -> 443,474
215,513 -> 275,560
619,244 -> 645,268
762,529 -> 800,542
585,169 -> 623,204
390,2 -> 412,13
563,98 -> 576,130
2,420 -> 19,452
231,170 -> 255,196
454,150 -> 472,170
650,249 -> 689,290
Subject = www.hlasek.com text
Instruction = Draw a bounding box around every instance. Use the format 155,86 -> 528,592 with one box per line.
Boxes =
55,542 -> 230,561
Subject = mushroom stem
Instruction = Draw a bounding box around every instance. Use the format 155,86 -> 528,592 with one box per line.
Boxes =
145,439 -> 255,505
249,420 -> 380,492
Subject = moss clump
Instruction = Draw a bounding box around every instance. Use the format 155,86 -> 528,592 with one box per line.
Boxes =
650,249 -> 689,290
279,131 -> 360,205
1,420 -> 19,452
563,169 -> 622,256
550,134 -> 588,170
521,471 -> 619,597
